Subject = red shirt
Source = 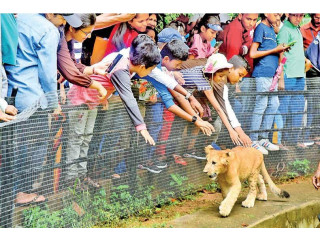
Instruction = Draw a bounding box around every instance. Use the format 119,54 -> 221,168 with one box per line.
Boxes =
217,18 -> 254,76
301,21 -> 320,49
104,23 -> 139,56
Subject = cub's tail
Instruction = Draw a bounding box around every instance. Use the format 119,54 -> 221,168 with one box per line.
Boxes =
261,161 -> 290,198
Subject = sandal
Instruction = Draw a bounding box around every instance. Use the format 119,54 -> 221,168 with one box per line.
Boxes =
15,194 -> 47,207
83,177 -> 101,189
111,174 -> 121,179
296,143 -> 308,149
173,154 -> 188,166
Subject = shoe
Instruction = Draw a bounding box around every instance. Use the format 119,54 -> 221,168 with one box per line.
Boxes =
259,139 -> 279,151
83,177 -> 101,189
296,142 -> 308,149
137,164 -> 162,173
173,154 -> 188,166
153,160 -> 168,169
183,151 -> 206,160
303,140 -> 314,146
251,141 -> 268,155
15,193 -> 47,207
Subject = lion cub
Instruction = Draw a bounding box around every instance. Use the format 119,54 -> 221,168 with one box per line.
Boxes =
203,146 -> 290,217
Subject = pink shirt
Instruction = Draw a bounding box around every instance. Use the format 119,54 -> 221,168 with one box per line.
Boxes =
67,74 -> 115,109
189,34 -> 215,59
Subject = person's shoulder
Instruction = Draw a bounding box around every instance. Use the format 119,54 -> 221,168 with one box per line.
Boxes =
18,14 -> 58,37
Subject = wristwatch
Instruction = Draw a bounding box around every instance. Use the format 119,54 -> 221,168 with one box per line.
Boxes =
191,115 -> 197,123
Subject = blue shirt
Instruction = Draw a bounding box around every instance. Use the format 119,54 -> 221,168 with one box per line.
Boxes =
5,14 -> 60,111
252,22 -> 279,78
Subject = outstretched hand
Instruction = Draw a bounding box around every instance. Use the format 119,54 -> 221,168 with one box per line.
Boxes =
229,129 -> 243,146
0,110 -> 16,122
195,120 -> 215,136
140,129 -> 155,146
189,97 -> 204,118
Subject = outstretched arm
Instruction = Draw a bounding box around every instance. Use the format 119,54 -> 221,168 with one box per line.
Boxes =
204,89 -> 243,146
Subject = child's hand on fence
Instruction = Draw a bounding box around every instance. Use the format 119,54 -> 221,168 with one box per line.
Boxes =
238,132 -> 252,147
189,97 -> 204,117
228,129 -> 243,146
0,109 -> 16,122
5,105 -> 18,116
140,129 -> 155,146
195,120 -> 215,136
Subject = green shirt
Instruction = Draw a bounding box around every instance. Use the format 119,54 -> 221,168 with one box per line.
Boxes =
1,13 -> 18,65
277,20 -> 305,78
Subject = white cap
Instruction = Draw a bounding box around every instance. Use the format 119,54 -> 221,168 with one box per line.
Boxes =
204,53 -> 233,73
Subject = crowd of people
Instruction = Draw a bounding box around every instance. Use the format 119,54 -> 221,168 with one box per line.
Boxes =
1,13 -> 320,207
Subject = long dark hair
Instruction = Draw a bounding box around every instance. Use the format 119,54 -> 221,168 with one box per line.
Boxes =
112,14 -> 148,52
187,14 -> 220,47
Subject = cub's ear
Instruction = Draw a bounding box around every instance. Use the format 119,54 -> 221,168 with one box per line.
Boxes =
226,151 -> 234,158
205,145 -> 214,154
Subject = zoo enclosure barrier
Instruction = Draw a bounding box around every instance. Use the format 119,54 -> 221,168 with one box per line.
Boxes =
0,78 -> 320,227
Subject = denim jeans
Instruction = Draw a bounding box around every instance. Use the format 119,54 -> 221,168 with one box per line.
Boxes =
278,74 -> 305,144
238,77 -> 256,132
66,108 -> 98,180
305,77 -> 320,140
250,77 -> 279,141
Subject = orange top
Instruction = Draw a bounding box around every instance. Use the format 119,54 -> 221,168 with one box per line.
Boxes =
301,21 -> 320,49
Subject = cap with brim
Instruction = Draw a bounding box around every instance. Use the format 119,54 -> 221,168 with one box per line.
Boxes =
207,23 -> 223,31
158,28 -> 186,43
62,14 -> 83,28
204,53 -> 233,74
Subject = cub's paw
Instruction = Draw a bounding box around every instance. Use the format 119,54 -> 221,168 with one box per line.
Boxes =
241,199 -> 255,208
219,203 -> 232,217
256,193 -> 267,201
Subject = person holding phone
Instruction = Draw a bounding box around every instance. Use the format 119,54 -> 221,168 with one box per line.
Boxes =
249,13 -> 290,154
277,13 -> 312,148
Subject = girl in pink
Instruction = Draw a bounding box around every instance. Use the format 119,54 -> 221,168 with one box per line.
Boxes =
188,15 -> 223,59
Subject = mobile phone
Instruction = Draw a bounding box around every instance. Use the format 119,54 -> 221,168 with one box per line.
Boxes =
287,41 -> 297,47
214,41 -> 223,48
106,54 -> 123,73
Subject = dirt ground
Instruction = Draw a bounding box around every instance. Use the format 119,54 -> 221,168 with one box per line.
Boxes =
107,176 -> 319,228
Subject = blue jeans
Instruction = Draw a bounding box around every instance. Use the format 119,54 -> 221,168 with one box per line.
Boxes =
239,77 -> 256,132
143,102 -> 164,161
305,77 -> 320,140
278,75 -> 305,144
250,77 -> 279,141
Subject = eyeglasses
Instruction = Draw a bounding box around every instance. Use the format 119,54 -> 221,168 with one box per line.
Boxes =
80,29 -> 92,37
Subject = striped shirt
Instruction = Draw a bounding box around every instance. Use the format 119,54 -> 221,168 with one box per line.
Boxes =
180,66 -> 212,91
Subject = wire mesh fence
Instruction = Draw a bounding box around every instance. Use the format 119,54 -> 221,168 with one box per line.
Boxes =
0,77 -> 320,228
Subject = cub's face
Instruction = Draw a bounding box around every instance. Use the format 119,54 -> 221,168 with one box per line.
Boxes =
203,145 -> 234,180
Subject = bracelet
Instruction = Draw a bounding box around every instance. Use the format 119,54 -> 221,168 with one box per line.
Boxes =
185,92 -> 192,100
191,115 -> 197,123
92,66 -> 96,75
